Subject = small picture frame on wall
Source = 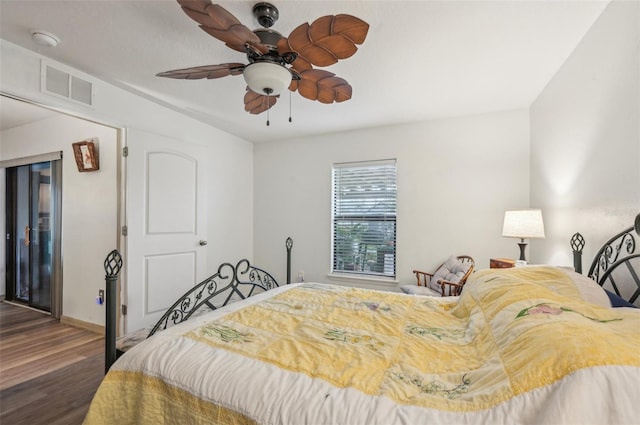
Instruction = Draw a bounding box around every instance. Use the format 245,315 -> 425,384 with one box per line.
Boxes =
72,139 -> 99,172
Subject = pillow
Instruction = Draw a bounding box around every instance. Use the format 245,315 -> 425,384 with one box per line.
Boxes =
562,269 -> 612,308
399,285 -> 441,296
429,256 -> 472,292
604,289 -> 637,308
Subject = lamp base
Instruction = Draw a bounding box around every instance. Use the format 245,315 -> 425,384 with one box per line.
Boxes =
517,240 -> 527,262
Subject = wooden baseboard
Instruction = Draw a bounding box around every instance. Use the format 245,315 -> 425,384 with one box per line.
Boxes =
60,315 -> 105,335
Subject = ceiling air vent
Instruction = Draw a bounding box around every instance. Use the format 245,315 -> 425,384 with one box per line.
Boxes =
41,62 -> 93,107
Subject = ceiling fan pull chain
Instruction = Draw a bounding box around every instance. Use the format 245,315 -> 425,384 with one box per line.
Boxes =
289,91 -> 292,123
266,95 -> 270,126
258,91 -> 270,126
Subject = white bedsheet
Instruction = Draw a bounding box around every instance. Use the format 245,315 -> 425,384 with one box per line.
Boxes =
84,269 -> 640,425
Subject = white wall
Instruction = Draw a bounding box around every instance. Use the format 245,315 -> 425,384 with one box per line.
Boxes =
1,40 -> 255,326
530,0 -> 640,269
254,109 -> 531,290
1,115 -> 118,325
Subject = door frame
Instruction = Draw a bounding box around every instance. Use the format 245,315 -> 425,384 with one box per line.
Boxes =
1,93 -> 127,331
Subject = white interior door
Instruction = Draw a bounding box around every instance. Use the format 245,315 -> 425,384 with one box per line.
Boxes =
126,129 -> 208,332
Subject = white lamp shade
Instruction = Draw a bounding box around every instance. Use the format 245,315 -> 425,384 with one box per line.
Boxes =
243,62 -> 291,96
502,209 -> 545,239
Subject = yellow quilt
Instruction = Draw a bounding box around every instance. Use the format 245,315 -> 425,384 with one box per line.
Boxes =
84,267 -> 640,424
186,267 -> 639,411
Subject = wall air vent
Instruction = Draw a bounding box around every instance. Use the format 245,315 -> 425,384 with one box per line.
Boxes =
41,61 -> 94,107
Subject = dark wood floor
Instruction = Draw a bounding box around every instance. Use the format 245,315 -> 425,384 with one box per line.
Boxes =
0,302 -> 105,425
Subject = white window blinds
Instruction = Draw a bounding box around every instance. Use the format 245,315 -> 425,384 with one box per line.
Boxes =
332,159 -> 397,278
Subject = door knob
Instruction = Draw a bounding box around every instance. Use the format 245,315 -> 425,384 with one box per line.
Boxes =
199,240 -> 208,246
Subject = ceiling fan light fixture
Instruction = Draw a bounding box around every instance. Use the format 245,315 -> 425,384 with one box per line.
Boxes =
243,62 -> 291,96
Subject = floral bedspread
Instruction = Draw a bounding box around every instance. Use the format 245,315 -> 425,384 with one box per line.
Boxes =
84,267 -> 640,425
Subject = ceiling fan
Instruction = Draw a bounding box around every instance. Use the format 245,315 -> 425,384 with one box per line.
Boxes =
157,1 -> 369,118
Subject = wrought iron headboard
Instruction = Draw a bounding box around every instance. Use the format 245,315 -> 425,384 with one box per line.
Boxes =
586,226 -> 639,305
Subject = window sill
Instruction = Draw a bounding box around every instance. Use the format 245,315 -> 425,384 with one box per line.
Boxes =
326,272 -> 399,285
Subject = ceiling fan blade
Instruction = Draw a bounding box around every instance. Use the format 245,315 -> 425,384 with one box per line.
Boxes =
308,16 -> 358,59
244,89 -> 278,114
279,14 -> 369,68
200,25 -> 263,53
178,0 -> 262,53
296,69 -> 352,103
277,39 -> 312,73
178,1 -> 237,28
157,63 -> 245,80
329,14 -> 369,45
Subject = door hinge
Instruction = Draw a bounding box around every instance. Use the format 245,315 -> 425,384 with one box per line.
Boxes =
122,146 -> 129,157
121,225 -> 128,236
121,304 -> 127,315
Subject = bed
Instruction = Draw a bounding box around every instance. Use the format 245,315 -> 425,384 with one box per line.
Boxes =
85,226 -> 640,424
584,223 -> 640,308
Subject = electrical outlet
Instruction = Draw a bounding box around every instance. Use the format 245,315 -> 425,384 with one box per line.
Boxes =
99,289 -> 104,299
97,289 -> 105,305
297,270 -> 304,282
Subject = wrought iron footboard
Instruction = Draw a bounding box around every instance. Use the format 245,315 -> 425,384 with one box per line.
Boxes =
147,259 -> 279,337
104,249 -> 123,374
104,237 -> 293,373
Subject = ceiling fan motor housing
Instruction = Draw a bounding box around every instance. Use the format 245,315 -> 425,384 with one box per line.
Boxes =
254,28 -> 283,50
253,2 -> 279,28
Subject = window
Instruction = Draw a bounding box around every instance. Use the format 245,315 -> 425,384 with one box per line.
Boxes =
332,159 -> 397,278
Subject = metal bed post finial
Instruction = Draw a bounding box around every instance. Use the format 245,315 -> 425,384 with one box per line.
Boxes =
570,232 -> 585,274
104,249 -> 123,374
286,237 -> 293,285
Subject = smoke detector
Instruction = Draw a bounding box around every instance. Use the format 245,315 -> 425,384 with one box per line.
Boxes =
32,30 -> 60,48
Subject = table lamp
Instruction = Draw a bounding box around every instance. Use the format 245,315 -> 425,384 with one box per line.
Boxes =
502,209 -> 545,262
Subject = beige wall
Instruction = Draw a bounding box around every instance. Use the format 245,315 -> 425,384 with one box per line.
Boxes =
530,0 -> 640,268
3,0 -> 637,312
254,109 -> 531,290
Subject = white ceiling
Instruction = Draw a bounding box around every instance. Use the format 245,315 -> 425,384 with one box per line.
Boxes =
0,1 -> 608,143
0,96 -> 59,130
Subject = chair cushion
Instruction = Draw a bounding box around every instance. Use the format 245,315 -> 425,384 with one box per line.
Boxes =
400,285 -> 441,296
429,256 -> 472,292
